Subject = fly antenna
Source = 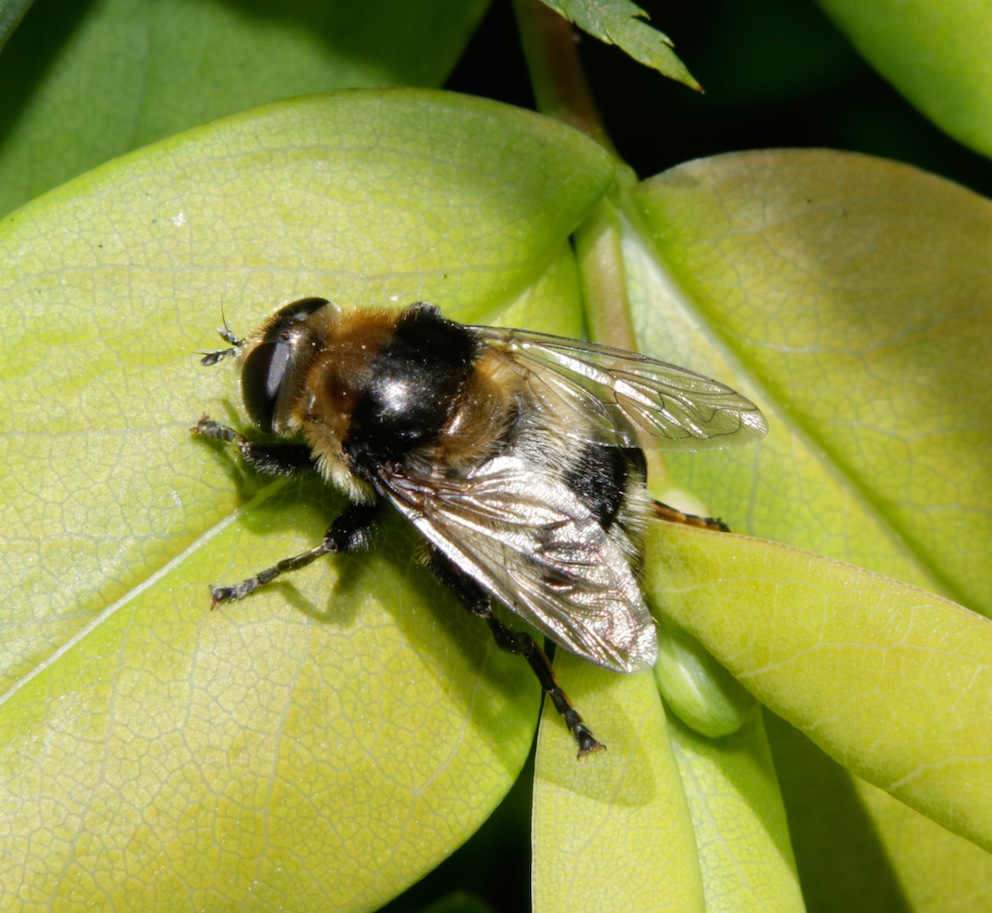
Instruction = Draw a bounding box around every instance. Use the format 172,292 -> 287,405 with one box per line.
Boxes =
198,305 -> 243,365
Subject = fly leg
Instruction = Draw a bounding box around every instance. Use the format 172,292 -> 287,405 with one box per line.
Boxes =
651,500 -> 730,532
206,501 -> 381,607
429,552 -> 605,758
193,415 -> 317,476
192,415 -> 380,606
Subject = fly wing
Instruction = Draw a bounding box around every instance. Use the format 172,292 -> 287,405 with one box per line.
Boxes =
378,454 -> 658,674
473,326 -> 767,451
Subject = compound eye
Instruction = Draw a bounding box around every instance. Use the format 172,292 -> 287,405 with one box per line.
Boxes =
268,297 -> 330,325
241,338 -> 291,432
240,298 -> 330,432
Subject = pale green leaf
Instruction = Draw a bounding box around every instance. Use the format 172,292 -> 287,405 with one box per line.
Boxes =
631,150 -> 992,615
645,526 -> 992,852
815,0 -> 992,158
768,713 -> 992,913
529,145 -> 992,907
612,148 -> 992,897
532,663 -> 802,913
0,0 -> 488,216
0,89 -> 615,910
670,714 -> 804,913
533,655 -> 705,913
540,0 -> 699,89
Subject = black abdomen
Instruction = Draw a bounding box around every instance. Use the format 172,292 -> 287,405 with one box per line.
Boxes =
564,443 -> 646,530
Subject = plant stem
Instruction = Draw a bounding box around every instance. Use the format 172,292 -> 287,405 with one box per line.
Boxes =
514,0 -> 644,352
514,2 -> 678,487
572,198 -> 639,352
512,0 -> 616,154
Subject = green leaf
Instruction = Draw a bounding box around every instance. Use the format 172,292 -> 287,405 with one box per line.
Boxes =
532,144 -> 992,907
532,666 -> 802,913
540,0 -> 699,89
532,655 -> 706,913
631,150 -> 992,616
0,0 -> 30,51
814,0 -> 992,157
610,148 -> 991,898
5,78 -> 991,907
646,525 -> 992,853
0,0 -> 488,216
0,89 -> 615,910
768,713 -> 992,913
670,714 -> 804,913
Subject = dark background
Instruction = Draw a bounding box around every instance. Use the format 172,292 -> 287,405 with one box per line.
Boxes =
449,0 -> 992,197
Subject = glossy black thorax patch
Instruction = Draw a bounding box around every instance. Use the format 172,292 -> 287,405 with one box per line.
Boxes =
347,304 -> 479,465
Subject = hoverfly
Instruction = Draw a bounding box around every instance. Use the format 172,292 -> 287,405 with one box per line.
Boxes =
195,299 -> 766,754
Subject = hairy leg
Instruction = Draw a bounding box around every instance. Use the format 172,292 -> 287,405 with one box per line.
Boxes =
193,415 -> 381,606
651,500 -> 730,532
429,551 -> 605,758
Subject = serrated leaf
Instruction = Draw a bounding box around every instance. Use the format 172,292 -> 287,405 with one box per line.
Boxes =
541,0 -> 699,89
0,89 -> 615,911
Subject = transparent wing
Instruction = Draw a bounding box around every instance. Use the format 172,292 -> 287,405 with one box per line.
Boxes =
473,326 -> 768,451
378,454 -> 658,674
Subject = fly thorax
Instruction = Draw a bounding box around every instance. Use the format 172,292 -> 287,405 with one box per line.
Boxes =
344,304 -> 480,469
